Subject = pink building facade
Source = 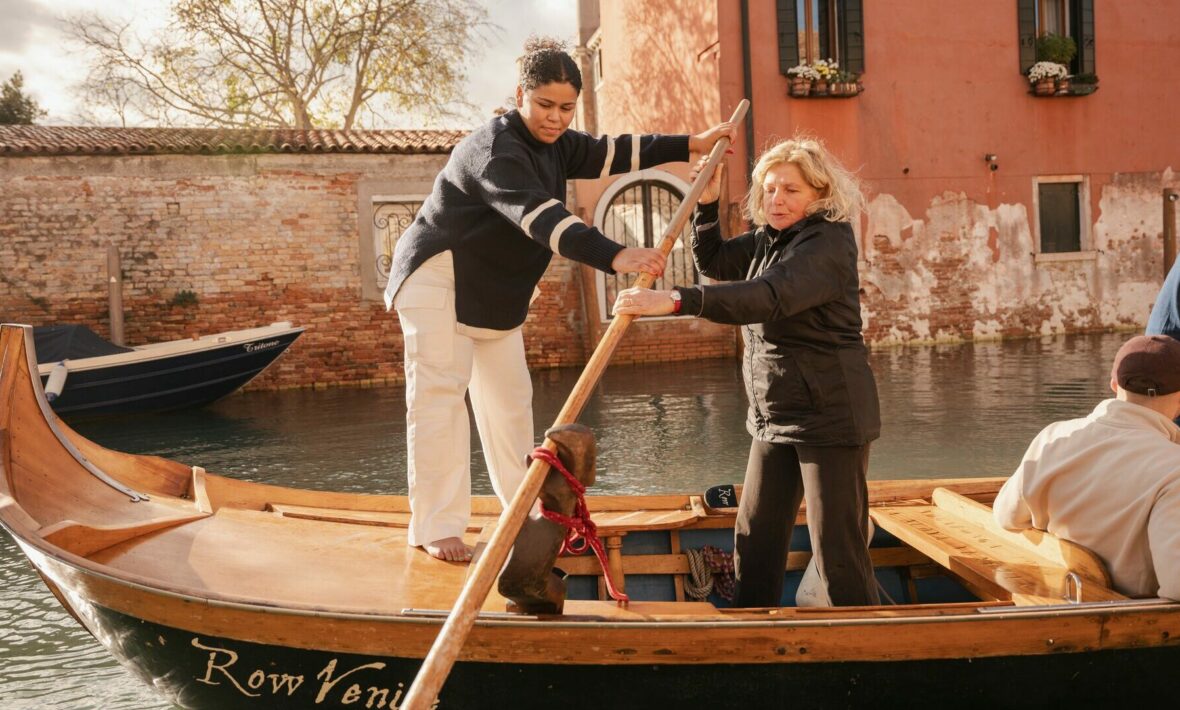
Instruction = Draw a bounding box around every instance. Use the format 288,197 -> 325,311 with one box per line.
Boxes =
573,0 -> 1180,345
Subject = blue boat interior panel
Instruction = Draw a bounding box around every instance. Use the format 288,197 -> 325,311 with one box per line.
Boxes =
620,531 -> 671,555
563,525 -> 981,606
619,574 -> 676,602
914,574 -> 977,604
566,575 -> 598,601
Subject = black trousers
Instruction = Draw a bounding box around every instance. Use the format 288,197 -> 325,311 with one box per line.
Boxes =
732,439 -> 878,608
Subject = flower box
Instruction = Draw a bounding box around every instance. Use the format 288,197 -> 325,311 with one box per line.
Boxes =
786,59 -> 861,99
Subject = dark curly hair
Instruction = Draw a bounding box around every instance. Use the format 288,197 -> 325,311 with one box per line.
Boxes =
518,35 -> 582,93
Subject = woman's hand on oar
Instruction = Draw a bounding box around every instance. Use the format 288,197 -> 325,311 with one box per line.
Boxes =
614,287 -> 677,317
689,121 -> 738,158
690,156 -> 725,205
611,247 -> 667,277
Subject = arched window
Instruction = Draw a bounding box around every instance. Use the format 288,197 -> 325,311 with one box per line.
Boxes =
597,174 -> 700,319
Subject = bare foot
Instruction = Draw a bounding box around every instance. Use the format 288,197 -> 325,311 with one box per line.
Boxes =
423,537 -> 473,562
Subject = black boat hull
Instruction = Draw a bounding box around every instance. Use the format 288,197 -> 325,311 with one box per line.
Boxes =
79,603 -> 1180,710
39,330 -> 302,417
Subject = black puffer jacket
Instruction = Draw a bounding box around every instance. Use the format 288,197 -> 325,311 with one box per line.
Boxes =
675,202 -> 880,447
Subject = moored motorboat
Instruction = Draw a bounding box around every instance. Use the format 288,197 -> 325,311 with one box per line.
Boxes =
31,321 -> 303,417
0,323 -> 1177,709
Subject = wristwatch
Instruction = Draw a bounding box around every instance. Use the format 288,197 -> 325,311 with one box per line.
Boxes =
669,289 -> 682,314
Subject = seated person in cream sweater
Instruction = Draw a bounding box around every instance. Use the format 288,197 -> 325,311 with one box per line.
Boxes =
993,335 -> 1180,600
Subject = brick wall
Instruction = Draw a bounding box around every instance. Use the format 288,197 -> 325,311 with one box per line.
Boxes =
1,152 -> 717,391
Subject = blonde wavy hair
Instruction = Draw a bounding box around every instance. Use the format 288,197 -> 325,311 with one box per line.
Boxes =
744,136 -> 865,226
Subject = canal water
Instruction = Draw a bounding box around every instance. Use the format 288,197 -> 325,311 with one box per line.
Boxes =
0,331 -> 1129,708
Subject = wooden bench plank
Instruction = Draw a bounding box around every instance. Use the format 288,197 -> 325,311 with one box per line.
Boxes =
591,508 -> 703,534
870,500 -> 1126,606
931,487 -> 1113,587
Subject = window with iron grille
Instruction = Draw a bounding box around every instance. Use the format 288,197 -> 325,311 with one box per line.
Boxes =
598,179 -> 699,320
372,198 -> 424,286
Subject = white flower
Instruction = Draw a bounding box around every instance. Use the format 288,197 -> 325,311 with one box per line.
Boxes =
787,63 -> 820,81
1028,61 -> 1068,83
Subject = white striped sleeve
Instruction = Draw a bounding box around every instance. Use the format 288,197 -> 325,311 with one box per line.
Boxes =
599,136 -> 616,179
630,134 -> 640,172
522,198 -> 561,236
548,215 -> 583,254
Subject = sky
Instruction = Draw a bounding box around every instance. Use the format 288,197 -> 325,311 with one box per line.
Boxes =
0,0 -> 578,129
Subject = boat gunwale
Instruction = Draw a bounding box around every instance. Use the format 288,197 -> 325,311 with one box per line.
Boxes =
33,322 -> 305,375
6,515 -> 1179,633
6,325 -> 150,500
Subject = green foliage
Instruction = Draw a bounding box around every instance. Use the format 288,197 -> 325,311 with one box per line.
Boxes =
0,71 -> 47,125
168,289 -> 199,308
1035,33 -> 1077,66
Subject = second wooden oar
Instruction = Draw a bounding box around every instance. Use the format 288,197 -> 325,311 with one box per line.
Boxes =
399,98 -> 751,710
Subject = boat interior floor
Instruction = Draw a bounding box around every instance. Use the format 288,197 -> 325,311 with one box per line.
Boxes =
51,482 -> 1129,622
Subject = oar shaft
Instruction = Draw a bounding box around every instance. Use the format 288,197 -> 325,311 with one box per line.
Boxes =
400,99 -> 750,710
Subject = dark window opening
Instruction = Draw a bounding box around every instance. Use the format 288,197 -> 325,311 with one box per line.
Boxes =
777,0 -> 864,76
601,180 -> 699,318
1039,182 -> 1082,253
1019,0 -> 1095,76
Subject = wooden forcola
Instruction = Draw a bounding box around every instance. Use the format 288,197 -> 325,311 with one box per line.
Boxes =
398,99 -> 751,709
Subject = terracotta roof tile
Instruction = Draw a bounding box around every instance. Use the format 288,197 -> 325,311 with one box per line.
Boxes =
0,125 -> 466,157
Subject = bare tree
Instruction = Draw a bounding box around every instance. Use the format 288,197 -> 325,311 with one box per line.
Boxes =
66,0 -> 490,129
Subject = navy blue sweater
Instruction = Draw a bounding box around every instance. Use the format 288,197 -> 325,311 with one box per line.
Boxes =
384,110 -> 690,329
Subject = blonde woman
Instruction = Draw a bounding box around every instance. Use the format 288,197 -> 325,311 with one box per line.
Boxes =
615,137 -> 881,607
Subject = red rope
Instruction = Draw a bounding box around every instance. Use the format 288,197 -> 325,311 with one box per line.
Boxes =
530,446 -> 630,605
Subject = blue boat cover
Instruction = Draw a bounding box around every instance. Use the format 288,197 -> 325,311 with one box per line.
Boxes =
32,325 -> 133,364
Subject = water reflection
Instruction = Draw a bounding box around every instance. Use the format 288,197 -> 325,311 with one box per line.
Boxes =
0,331 -> 1132,708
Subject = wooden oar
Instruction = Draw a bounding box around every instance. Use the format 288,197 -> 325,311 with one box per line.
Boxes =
399,99 -> 751,710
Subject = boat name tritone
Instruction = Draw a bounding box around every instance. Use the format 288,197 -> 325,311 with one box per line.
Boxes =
243,339 -> 281,352
191,638 -> 438,708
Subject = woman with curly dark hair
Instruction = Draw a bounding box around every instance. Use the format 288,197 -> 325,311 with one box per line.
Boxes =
384,37 -> 734,561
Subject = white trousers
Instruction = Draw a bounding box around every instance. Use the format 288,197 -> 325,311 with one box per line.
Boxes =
394,251 -> 534,547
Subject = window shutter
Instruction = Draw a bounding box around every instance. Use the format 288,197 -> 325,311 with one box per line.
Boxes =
1017,0 -> 1037,72
777,0 -> 800,75
1077,0 -> 1096,74
818,4 -> 831,60
840,0 -> 865,74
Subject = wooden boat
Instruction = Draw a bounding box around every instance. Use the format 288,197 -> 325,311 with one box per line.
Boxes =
1,322 -> 1178,710
31,321 -> 303,417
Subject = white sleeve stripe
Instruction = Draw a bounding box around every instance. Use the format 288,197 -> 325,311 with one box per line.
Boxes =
521,198 -> 562,236
630,134 -> 640,172
599,136 -> 616,179
548,215 -> 583,254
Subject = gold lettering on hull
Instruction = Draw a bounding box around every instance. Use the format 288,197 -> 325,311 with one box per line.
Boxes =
189,638 -> 439,708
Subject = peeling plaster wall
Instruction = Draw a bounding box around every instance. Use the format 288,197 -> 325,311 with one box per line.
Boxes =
860,172 -> 1175,345
580,0 -> 1180,349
